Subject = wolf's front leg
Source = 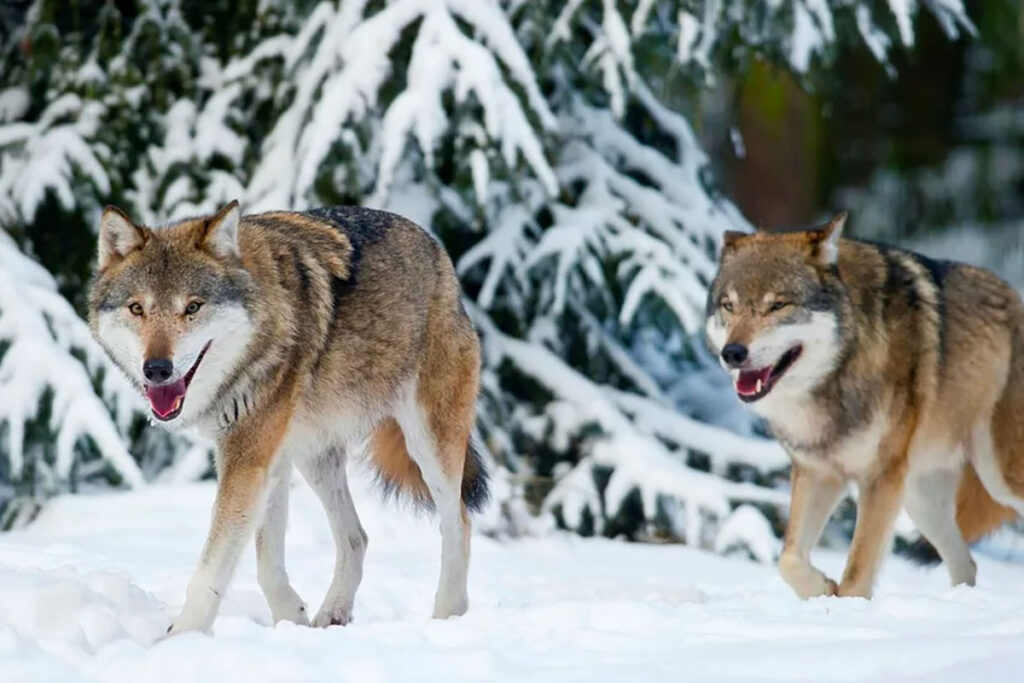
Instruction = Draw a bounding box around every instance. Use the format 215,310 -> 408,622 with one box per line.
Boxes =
168,402 -> 294,636
167,461 -> 270,635
778,464 -> 845,599
837,464 -> 906,598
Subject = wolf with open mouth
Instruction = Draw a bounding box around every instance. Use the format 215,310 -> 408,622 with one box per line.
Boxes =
705,213 -> 1024,600
88,202 -> 488,635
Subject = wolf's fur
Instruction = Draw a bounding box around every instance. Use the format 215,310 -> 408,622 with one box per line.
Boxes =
89,202 -> 488,633
705,213 -> 1024,599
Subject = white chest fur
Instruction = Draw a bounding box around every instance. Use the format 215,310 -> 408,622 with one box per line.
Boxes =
756,392 -> 885,479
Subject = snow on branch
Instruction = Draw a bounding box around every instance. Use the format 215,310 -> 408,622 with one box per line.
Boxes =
0,232 -> 144,488
526,95 -> 744,336
222,0 -> 557,211
0,95 -> 109,223
562,0 -> 975,85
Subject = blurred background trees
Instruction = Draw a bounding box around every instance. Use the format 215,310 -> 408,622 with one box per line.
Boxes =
0,1 -> 1020,558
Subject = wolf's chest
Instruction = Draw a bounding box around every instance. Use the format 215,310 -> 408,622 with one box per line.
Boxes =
758,395 -> 885,477
781,413 -> 886,477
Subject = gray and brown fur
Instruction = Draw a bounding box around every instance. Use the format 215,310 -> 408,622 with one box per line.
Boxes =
705,213 -> 1020,599
89,202 -> 488,633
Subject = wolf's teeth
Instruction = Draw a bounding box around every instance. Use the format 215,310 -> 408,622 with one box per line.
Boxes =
756,378 -> 763,393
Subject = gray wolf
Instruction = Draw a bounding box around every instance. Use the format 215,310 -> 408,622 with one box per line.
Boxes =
89,201 -> 488,633
705,213 -> 1019,598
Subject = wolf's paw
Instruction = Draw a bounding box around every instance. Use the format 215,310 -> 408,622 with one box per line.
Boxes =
312,603 -> 354,628
162,617 -> 212,639
793,576 -> 837,600
837,580 -> 872,599
164,587 -> 218,637
266,587 -> 310,626
432,592 -> 468,619
271,600 -> 310,627
779,553 -> 837,599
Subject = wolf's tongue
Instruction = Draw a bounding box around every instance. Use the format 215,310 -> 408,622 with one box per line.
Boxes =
736,367 -> 772,396
146,379 -> 186,418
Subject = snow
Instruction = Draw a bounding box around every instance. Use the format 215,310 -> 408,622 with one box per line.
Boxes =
0,87 -> 29,123
856,5 -> 893,73
923,0 -> 976,40
630,0 -> 655,37
2,475 -> 1024,681
888,0 -> 916,46
676,10 -> 701,65
789,2 -> 825,74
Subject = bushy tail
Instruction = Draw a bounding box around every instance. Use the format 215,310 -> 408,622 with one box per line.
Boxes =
956,462 -> 1017,543
905,463 -> 1017,565
461,439 -> 491,512
369,418 -> 489,512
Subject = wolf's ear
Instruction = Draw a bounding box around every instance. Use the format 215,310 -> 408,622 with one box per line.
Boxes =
199,200 -> 241,259
98,206 -> 146,270
812,212 -> 847,266
722,230 -> 748,252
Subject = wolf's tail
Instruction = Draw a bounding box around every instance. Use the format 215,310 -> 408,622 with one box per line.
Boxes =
460,440 -> 491,512
905,463 -> 1017,565
956,462 -> 1017,543
368,419 -> 490,512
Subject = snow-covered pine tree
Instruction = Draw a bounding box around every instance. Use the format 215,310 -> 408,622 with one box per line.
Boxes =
0,1 -> 973,554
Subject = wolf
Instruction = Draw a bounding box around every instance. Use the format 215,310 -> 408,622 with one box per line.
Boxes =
704,212 -> 1021,599
88,201 -> 488,634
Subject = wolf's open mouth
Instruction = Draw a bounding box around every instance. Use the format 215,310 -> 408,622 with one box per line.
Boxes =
145,341 -> 211,421
735,345 -> 802,403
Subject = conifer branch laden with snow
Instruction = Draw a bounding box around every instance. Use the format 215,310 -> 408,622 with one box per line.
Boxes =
0,232 -> 146,526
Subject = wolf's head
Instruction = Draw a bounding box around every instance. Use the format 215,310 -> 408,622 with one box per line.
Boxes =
705,213 -> 849,410
88,201 -> 255,426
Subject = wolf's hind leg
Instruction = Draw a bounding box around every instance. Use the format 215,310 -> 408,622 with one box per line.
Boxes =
396,396 -> 472,619
295,448 -> 366,627
255,461 -> 309,625
779,464 -> 845,598
904,466 -> 976,587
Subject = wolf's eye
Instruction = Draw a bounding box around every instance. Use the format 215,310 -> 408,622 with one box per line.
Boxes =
721,300 -> 734,313
127,302 -> 144,316
770,301 -> 790,312
184,301 -> 203,316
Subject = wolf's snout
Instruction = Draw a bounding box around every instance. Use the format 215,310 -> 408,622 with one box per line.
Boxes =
143,357 -> 174,384
721,343 -> 748,367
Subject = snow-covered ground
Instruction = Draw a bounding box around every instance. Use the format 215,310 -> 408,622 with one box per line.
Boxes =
3,474 -> 1024,682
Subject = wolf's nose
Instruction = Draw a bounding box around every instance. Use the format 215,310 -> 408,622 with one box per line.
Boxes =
143,358 -> 174,384
721,343 -> 748,367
